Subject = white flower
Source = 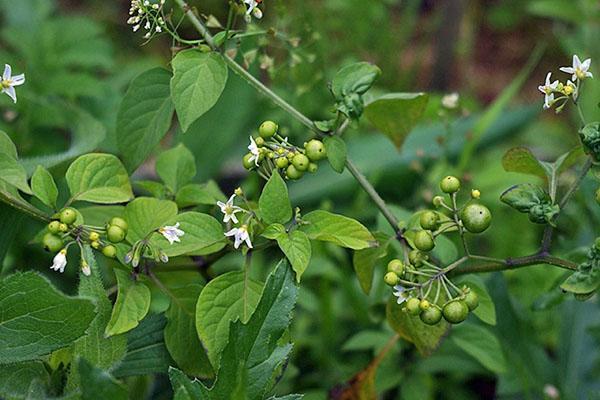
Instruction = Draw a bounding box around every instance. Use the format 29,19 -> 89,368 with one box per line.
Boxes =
81,261 -> 91,276
248,136 -> 260,166
50,249 -> 67,273
217,194 -> 244,224
1,64 -> 25,103
441,92 -> 459,109
224,225 -> 253,249
392,285 -> 411,304
559,55 -> 593,81
538,72 -> 559,109
244,0 -> 263,19
159,223 -> 185,244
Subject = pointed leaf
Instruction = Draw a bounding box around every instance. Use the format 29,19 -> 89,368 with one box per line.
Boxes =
300,210 -> 377,250
276,230 -> 312,282
259,172 -> 292,225
78,358 -> 128,400
156,143 -> 196,192
353,231 -> 391,294
105,269 -> 151,336
0,153 -> 31,194
31,165 -> 58,209
323,136 -> 347,173
451,323 -> 507,374
125,197 -> 178,242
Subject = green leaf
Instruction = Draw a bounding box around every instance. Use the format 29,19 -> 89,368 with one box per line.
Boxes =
259,172 -> 292,225
156,143 -> 196,193
276,230 -> 312,282
171,50 -> 228,132
455,276 -> 496,325
195,271 -> 263,368
0,272 -> 95,363
300,210 -> 377,250
117,68 -> 175,172
451,323 -> 507,374
0,130 -> 17,159
165,283 -> 214,378
501,147 -> 547,179
105,269 -> 151,337
364,93 -> 429,150
331,62 -> 381,98
262,223 -> 286,240
169,367 -> 209,399
78,358 -> 128,400
0,153 -> 32,194
0,361 -> 49,400
500,183 -> 551,212
134,180 -> 169,199
66,153 -> 133,204
125,197 -> 178,242
31,165 -> 58,209
149,211 -> 225,257
352,231 -> 391,294
386,296 -> 449,356
561,261 -> 600,294
176,183 -> 222,208
323,136 -> 347,173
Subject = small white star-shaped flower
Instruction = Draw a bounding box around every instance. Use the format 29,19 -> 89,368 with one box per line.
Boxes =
1,64 -> 25,103
224,225 -> 253,249
538,72 -> 559,109
50,249 -> 68,273
217,194 -> 245,224
81,261 -> 91,276
248,136 -> 261,166
559,55 -> 593,81
159,223 -> 185,244
441,92 -> 459,109
244,0 -> 263,19
392,285 -> 412,305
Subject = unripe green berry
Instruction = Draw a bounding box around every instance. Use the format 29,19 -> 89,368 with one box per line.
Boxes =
464,290 -> 479,311
414,230 -> 435,252
384,271 -> 400,286
442,300 -> 469,324
420,305 -> 442,325
419,211 -> 440,230
89,231 -> 100,241
275,157 -> 289,169
259,120 -> 278,138
440,176 -> 460,193
42,233 -> 64,253
408,250 -> 425,267
48,221 -> 61,234
406,297 -> 422,315
107,225 -> 126,243
387,259 -> 404,275
59,207 -> 77,225
91,240 -> 101,249
304,139 -> 327,161
432,196 -> 444,207
419,299 -> 430,310
460,203 -> 492,233
307,162 -> 318,173
109,217 -> 128,231
286,164 -> 303,180
292,154 -> 310,171
242,153 -> 256,169
254,136 -> 265,147
58,223 -> 69,233
471,189 -> 481,199
102,245 -> 117,259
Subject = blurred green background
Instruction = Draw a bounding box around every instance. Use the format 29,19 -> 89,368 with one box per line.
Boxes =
1,0 -> 599,399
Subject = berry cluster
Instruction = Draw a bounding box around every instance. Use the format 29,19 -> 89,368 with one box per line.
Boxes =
242,120 -> 327,180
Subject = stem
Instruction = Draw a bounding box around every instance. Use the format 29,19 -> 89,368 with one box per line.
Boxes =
0,191 -> 50,223
559,156 -> 593,209
451,253 -> 577,275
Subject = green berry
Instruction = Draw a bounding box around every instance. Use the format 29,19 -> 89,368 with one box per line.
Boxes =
419,211 -> 440,230
460,203 -> 492,233
420,305 -> 442,325
59,207 -> 77,225
254,136 -> 265,147
440,176 -> 460,193
107,225 -> 126,243
42,233 -> 64,253
91,240 -> 101,249
432,196 -> 444,207
406,297 -> 422,315
292,154 -> 310,171
408,250 -> 425,267
102,245 -> 117,259
305,139 -> 327,161
259,120 -> 278,138
242,153 -> 256,169
384,271 -> 400,286
109,217 -> 128,231
307,162 -> 318,173
464,290 -> 479,311
419,299 -> 430,310
58,223 -> 69,233
414,230 -> 435,252
275,157 -> 289,169
286,164 -> 303,180
89,231 -> 100,241
387,259 -> 404,275
442,300 -> 469,324
48,221 -> 61,234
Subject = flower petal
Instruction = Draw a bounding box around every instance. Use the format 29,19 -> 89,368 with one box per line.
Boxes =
11,74 -> 25,86
3,64 -> 11,80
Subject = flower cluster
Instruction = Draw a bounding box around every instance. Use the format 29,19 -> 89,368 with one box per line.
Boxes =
218,192 -> 253,249
243,0 -> 264,21
538,54 -> 593,112
1,64 -> 25,103
243,120 -> 328,181
127,0 -> 167,39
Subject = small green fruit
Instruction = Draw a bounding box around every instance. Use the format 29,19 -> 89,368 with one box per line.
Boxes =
419,299 -> 430,310
102,245 -> 117,259
48,221 -> 61,234
254,136 -> 265,147
89,231 -> 100,241
59,207 -> 77,225
292,154 -> 310,171
109,217 -> 128,231
242,153 -> 256,169
259,120 -> 278,138
464,290 -> 479,311
387,259 -> 404,275
414,230 -> 435,252
58,223 -> 69,233
442,300 -> 469,324
440,176 -> 460,193
432,196 -> 444,207
107,225 -> 126,243
460,203 -> 492,233
408,250 -> 425,267
420,305 -> 442,325
307,162 -> 318,173
275,157 -> 289,169
406,297 -> 421,315
91,240 -> 101,249
43,233 -> 64,253
419,211 -> 440,230
305,139 -> 327,161
384,271 -> 400,286
286,164 -> 303,180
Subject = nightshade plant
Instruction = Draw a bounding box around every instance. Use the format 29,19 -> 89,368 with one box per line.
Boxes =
0,1 -> 598,399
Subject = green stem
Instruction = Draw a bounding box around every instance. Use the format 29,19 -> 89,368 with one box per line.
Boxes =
451,253 -> 577,275
0,191 -> 50,223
